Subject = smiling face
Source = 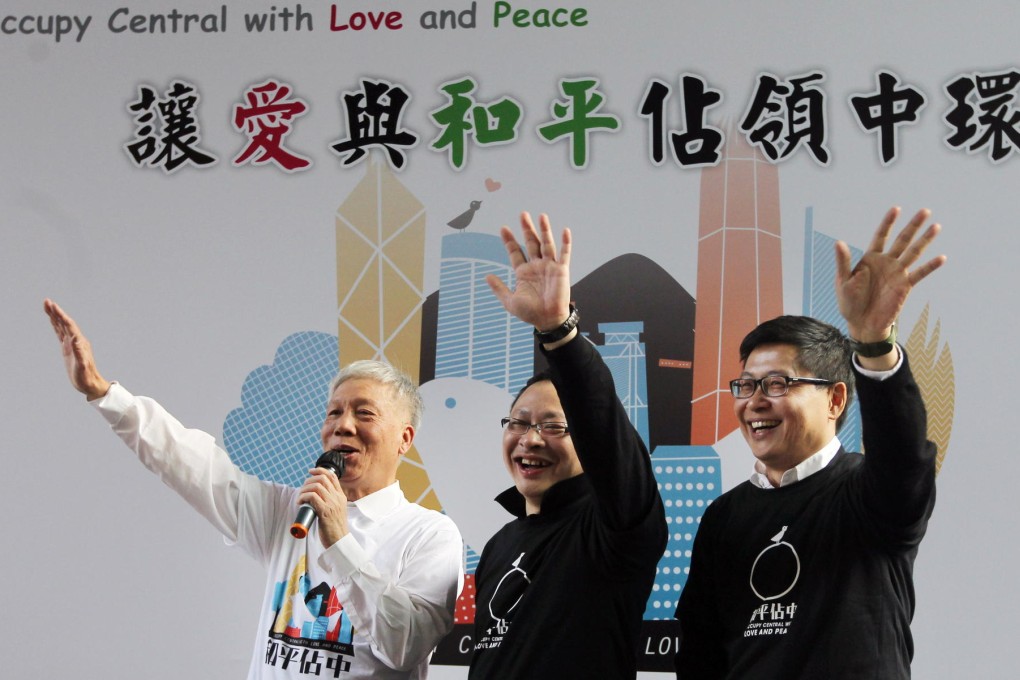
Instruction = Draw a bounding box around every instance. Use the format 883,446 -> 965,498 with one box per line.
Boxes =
735,343 -> 847,484
503,380 -> 583,515
320,378 -> 414,501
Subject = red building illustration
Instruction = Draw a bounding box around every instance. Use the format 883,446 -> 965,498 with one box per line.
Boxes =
690,129 -> 784,444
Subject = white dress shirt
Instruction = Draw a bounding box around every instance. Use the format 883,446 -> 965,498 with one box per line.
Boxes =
95,383 -> 464,679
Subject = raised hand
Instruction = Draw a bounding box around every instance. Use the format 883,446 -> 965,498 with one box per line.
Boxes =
485,211 -> 572,332
43,298 -> 111,400
835,207 -> 946,346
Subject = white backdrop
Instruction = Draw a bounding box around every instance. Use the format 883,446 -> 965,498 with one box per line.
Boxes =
2,2 -> 1015,678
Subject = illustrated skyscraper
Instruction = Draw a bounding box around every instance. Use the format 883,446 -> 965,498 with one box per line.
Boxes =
802,207 -> 863,450
691,127 -> 784,444
435,231 -> 533,394
594,321 -> 650,448
645,445 -> 722,619
335,159 -> 426,372
334,159 -> 438,508
570,254 -> 696,451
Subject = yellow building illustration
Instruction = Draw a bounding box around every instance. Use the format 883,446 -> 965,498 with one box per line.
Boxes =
335,160 -> 441,510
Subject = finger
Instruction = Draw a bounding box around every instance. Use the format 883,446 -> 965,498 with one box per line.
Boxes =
867,206 -> 900,253
45,304 -> 66,341
537,213 -> 557,261
519,211 -> 542,261
888,208 -> 931,259
70,333 -> 93,365
296,491 -> 325,512
298,477 -> 331,501
908,254 -> 948,287
54,300 -> 85,342
559,227 -> 572,269
899,221 -> 940,269
311,466 -> 341,485
44,299 -> 71,342
499,225 -> 527,268
54,309 -> 86,360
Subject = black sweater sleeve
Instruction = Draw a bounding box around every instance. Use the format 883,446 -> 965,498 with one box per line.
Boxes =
543,334 -> 665,533
851,349 -> 938,549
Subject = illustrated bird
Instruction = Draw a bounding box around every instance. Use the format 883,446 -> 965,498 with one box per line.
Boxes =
447,200 -> 482,230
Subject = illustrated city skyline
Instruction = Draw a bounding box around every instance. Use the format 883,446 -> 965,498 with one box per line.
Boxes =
222,130 -> 869,626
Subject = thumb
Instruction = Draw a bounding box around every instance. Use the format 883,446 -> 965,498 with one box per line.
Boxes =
833,241 -> 853,288
485,273 -> 512,311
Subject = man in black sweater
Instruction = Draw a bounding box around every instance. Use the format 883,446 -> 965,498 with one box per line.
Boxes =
674,207 -> 947,679
468,212 -> 668,679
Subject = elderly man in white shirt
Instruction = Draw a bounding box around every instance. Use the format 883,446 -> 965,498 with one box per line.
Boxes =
44,299 -> 464,680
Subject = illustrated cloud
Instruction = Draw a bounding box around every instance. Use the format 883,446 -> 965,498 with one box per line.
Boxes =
223,332 -> 339,487
417,377 -> 515,553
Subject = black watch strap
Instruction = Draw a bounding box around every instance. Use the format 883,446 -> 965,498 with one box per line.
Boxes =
849,322 -> 897,358
534,304 -> 580,344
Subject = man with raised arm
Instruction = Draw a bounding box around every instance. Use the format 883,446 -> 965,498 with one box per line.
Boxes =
44,299 -> 464,680
674,207 -> 947,679
468,212 -> 668,679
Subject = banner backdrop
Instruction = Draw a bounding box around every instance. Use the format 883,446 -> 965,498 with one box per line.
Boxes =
2,1 -> 1014,678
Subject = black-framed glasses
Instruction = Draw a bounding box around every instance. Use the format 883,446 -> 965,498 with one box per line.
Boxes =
501,417 -> 570,438
729,375 -> 835,399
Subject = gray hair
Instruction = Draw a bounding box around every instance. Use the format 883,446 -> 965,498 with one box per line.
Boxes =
328,360 -> 424,429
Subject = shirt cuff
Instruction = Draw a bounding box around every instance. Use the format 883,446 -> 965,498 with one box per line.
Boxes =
853,343 -> 903,381
90,381 -> 130,423
317,532 -> 370,576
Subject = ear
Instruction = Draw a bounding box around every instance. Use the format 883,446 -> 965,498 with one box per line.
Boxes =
828,382 -> 848,422
398,424 -> 415,456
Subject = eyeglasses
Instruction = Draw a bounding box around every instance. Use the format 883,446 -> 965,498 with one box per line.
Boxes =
730,375 -> 835,399
501,417 -> 570,438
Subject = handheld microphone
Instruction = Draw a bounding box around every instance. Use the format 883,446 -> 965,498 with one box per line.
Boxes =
290,449 -> 348,539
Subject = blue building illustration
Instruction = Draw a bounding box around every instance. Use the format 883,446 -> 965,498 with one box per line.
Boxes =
594,321 -> 651,449
435,232 -> 533,394
803,207 -> 863,451
645,445 -> 722,619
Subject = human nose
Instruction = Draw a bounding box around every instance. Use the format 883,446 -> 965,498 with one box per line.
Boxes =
517,426 -> 545,446
330,412 -> 357,435
745,383 -> 773,406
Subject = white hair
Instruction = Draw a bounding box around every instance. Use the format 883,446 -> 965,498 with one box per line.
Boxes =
328,360 -> 423,429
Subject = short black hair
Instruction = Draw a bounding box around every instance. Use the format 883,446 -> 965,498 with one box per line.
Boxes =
739,315 -> 856,430
510,370 -> 555,411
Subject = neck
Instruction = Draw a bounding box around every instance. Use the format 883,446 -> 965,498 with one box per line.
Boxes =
343,481 -> 391,501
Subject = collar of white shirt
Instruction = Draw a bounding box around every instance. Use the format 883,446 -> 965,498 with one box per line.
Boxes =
751,436 -> 842,489
350,481 -> 405,521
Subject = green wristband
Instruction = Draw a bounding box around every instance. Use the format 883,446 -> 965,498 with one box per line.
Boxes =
849,322 -> 897,358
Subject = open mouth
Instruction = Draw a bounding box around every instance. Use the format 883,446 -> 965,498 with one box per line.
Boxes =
749,420 -> 780,433
515,456 -> 551,471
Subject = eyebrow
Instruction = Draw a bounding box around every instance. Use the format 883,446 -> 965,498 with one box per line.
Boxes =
327,396 -> 382,410
511,408 -> 566,420
739,369 -> 793,379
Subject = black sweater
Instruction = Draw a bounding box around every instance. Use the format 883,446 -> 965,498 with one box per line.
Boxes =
469,335 -> 668,680
674,352 -> 937,679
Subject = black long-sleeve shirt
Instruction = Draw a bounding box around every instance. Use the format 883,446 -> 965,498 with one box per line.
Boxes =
675,351 -> 937,679
469,335 -> 668,680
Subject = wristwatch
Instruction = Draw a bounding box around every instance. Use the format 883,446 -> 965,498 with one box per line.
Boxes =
534,304 -> 580,344
849,322 -> 897,358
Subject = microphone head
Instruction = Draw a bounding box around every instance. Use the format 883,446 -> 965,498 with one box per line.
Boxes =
315,449 -> 348,478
